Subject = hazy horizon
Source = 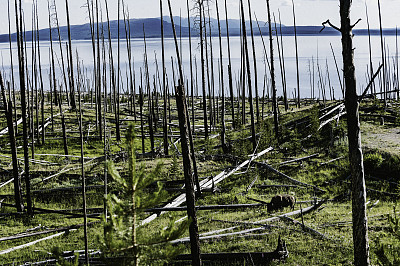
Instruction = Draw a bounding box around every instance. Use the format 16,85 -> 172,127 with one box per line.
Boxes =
0,0 -> 399,36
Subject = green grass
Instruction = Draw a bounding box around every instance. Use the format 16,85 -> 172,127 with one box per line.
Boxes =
0,98 -> 399,264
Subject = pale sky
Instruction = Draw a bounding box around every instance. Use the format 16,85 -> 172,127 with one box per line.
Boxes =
0,0 -> 399,35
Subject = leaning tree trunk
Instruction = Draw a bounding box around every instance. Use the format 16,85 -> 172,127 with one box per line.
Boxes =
65,0 -> 76,110
339,0 -> 370,265
167,1 -> 201,264
240,0 -> 256,151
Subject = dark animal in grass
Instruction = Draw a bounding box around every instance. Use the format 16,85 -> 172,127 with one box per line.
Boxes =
267,194 -> 296,213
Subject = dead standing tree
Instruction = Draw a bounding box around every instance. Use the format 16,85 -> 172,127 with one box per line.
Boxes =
194,0 -> 208,140
266,0 -> 279,140
240,0 -> 256,151
65,0 -> 76,110
168,1 -> 202,265
0,74 -> 23,212
321,1 -> 370,265
15,0 -> 33,214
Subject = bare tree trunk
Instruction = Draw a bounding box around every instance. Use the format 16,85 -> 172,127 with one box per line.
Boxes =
160,0 -> 169,156
76,55 -> 89,265
224,0 -> 235,129
15,0 -> 33,214
167,2 -> 201,264
240,0 -> 256,151
95,0 -> 103,140
377,0 -> 386,107
198,0 -> 208,140
330,43 -> 344,98
65,0 -> 76,110
116,0 -> 121,141
338,1 -> 370,264
292,0 -> 301,108
247,0 -> 260,122
8,0 -> 17,135
274,14 -> 287,111
266,0 -> 279,140
216,0 -> 226,153
187,0 -> 195,134
0,74 -> 23,212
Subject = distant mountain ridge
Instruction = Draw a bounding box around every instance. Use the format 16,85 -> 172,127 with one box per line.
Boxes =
0,17 -> 396,43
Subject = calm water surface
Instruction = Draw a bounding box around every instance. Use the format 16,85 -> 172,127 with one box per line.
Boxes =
0,35 -> 398,99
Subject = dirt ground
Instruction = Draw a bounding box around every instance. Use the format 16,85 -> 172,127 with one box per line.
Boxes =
361,121 -> 400,154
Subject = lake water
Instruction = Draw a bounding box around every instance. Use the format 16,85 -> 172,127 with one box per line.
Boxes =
0,35 -> 398,99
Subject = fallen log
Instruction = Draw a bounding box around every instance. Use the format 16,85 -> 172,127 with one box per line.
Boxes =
174,237 -> 288,264
253,161 -> 326,193
145,203 -> 265,213
0,177 -> 14,189
32,207 -> 101,219
0,231 -> 70,255
0,222 -> 99,242
319,156 -> 345,167
172,200 -> 326,244
257,184 -> 307,189
141,147 -> 274,225
279,216 -> 331,240
277,153 -> 319,166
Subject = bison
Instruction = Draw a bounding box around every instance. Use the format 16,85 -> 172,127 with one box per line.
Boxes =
267,194 -> 296,213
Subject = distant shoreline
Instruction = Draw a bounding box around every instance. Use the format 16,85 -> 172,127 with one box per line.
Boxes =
0,17 -> 398,43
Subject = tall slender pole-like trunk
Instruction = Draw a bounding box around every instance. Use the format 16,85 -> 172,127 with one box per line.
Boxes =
266,0 -> 279,140
160,0 -> 169,156
0,74 -> 23,212
187,0 -> 195,134
397,27 -> 399,100
76,55 -> 89,265
274,14 -> 287,111
65,0 -> 76,110
105,0 -> 116,139
35,1 -> 45,145
240,0 -> 256,151
292,0 -> 301,108
330,43 -> 344,98
116,0 -> 121,141
224,0 -> 235,129
216,0 -> 226,153
15,0 -> 33,214
377,0 -> 386,107
247,0 -> 260,122
167,2 -> 201,265
143,28 -> 155,154
338,0 -> 370,264
198,0 -> 208,140
95,0 -> 103,140
8,0 -> 17,135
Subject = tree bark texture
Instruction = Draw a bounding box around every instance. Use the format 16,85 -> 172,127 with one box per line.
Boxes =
340,1 -> 370,265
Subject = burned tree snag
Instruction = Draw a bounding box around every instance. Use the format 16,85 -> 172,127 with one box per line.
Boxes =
240,0 -> 256,151
65,0 -> 76,110
168,1 -> 201,264
342,12 -> 371,266
321,0 -> 370,264
292,0 -> 301,108
247,0 -> 260,123
266,0 -> 279,140
0,74 -> 23,212
198,0 -> 208,140
216,0 -> 226,153
160,0 -> 169,156
224,0 -> 235,129
15,0 -> 32,214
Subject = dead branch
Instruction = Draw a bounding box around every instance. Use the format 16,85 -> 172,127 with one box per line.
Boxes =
320,19 -> 341,33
